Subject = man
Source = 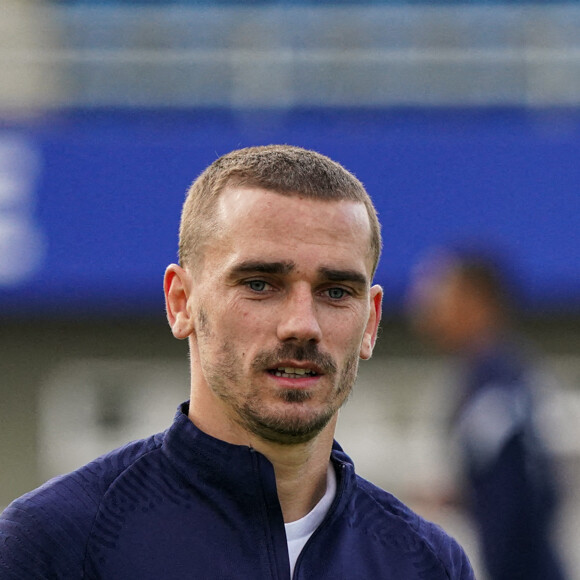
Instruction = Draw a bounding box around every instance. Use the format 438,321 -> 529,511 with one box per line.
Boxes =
0,145 -> 474,579
407,247 -> 567,580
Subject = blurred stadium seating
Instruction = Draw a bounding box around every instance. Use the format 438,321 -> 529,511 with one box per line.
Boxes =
4,2 -> 580,108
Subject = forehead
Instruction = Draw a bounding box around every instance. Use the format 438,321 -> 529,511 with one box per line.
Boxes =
213,186 -> 373,272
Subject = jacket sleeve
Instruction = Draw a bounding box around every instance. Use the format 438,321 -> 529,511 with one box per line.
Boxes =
0,500 -> 66,579
0,473 -> 98,579
0,436 -> 162,579
423,520 -> 476,580
444,535 -> 476,580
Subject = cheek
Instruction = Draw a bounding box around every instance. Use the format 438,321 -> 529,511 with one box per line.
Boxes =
323,310 -> 367,351
216,302 -> 275,350
233,298 -> 278,326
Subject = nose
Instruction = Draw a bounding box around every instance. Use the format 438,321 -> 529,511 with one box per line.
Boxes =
277,286 -> 322,344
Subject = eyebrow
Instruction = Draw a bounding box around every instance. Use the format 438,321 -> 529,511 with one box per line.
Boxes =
228,260 -> 295,277
227,261 -> 368,286
318,267 -> 368,286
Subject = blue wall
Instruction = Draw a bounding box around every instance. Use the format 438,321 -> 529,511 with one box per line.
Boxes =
0,107 -> 578,317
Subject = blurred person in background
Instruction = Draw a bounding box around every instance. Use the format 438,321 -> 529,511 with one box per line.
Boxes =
407,246 -> 567,580
0,146 -> 474,579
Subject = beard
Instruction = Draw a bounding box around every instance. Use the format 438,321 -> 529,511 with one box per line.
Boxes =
246,342 -> 357,444
196,309 -> 360,445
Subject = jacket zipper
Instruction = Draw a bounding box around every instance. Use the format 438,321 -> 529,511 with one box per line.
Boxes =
291,461 -> 348,579
250,447 -> 289,580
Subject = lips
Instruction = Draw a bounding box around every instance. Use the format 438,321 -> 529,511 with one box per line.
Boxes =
272,367 -> 318,378
253,343 -> 336,377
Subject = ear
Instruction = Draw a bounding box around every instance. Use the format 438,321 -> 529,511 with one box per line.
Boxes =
359,284 -> 383,360
164,264 -> 195,340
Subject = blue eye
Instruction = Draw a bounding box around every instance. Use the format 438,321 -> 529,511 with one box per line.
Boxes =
247,280 -> 267,292
327,287 -> 347,300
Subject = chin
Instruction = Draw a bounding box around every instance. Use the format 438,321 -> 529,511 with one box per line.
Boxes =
245,405 -> 335,446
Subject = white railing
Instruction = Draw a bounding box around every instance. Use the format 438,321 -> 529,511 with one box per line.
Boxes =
3,4 -> 580,110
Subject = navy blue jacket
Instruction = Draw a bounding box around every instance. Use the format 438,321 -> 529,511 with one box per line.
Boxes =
1,403 -> 474,579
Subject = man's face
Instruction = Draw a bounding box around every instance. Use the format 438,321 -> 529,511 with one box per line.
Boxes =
181,186 -> 382,445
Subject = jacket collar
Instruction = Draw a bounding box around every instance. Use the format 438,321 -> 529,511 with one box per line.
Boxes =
161,402 -> 355,497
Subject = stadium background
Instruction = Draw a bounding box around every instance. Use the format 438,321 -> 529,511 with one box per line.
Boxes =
1,1 -> 579,577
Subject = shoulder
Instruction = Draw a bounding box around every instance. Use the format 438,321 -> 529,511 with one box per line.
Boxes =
350,475 -> 474,579
0,433 -> 163,578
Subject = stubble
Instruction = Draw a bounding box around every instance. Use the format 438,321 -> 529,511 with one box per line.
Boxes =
196,307 -> 360,445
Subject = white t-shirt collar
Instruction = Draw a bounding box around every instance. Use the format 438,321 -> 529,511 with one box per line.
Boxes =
285,462 -> 337,577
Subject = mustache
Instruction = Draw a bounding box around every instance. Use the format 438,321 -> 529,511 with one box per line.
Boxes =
252,342 -> 337,375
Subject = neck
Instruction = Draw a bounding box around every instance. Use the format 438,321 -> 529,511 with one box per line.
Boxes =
263,422 -> 336,523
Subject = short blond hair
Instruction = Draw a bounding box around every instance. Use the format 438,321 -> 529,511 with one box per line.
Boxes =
179,145 -> 382,276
